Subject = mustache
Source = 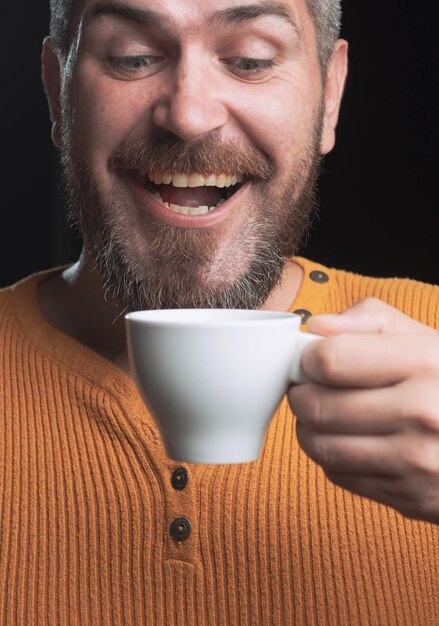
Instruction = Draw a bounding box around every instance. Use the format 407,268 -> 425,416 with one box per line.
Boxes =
109,129 -> 275,181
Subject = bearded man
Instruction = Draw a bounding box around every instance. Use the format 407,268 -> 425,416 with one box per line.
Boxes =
0,0 -> 438,624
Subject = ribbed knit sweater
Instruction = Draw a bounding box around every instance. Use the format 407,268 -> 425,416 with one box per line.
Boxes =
1,256 -> 438,626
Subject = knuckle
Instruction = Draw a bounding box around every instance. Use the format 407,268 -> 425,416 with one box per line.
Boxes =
404,394 -> 439,433
309,394 -> 325,430
313,437 -> 333,468
421,449 -> 439,476
359,297 -> 383,311
301,393 -> 323,429
399,439 -> 439,477
289,386 -> 325,430
355,297 -> 396,328
296,426 -> 332,467
415,406 -> 439,433
314,337 -> 342,382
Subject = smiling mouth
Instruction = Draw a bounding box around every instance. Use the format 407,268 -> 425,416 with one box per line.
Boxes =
139,170 -> 247,215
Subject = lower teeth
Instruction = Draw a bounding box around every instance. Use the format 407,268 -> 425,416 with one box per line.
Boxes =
151,192 -> 226,215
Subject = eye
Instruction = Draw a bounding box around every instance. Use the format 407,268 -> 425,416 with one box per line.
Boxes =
108,55 -> 163,74
222,57 -> 276,77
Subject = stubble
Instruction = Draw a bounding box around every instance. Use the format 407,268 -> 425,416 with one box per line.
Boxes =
60,113 -> 323,312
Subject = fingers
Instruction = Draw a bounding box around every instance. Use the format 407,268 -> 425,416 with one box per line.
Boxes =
295,423 -> 402,475
289,383 -> 404,434
323,472 -> 439,523
307,297 -> 434,336
301,333 -> 438,387
289,376 -> 439,436
292,298 -> 439,524
296,416 -> 439,521
323,472 -> 409,513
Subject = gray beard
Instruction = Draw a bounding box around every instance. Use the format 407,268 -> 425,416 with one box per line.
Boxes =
60,122 -> 322,313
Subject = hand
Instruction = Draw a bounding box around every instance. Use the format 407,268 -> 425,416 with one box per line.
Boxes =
288,298 -> 439,524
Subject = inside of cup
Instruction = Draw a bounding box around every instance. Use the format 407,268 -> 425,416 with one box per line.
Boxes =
126,309 -> 298,324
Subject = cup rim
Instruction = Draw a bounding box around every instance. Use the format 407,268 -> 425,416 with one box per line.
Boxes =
125,309 -> 302,326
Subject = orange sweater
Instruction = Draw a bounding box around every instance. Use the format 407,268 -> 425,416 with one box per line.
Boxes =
0,257 -> 438,626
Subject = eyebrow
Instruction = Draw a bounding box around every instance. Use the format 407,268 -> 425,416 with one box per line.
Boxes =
212,2 -> 301,37
84,2 -> 171,30
84,1 -> 301,38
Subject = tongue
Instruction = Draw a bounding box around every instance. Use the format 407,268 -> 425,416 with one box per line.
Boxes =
157,184 -> 223,208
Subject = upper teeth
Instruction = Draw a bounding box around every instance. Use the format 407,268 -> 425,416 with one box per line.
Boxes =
144,172 -> 244,188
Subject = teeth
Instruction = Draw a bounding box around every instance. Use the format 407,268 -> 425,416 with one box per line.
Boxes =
216,174 -> 226,188
150,190 -> 227,215
170,203 -> 189,214
172,174 -> 189,188
143,171 -> 246,216
188,173 -> 205,187
145,171 -> 246,188
189,206 -> 207,215
205,174 -> 218,187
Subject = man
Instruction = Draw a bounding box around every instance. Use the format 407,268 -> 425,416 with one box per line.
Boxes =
0,0 -> 438,624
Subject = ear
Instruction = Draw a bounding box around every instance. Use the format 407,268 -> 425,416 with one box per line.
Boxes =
320,39 -> 348,155
42,36 -> 63,149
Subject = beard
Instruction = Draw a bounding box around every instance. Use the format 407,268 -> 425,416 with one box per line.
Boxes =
60,111 -> 323,313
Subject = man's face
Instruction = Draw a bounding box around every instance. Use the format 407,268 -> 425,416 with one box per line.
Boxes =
50,0 -> 345,310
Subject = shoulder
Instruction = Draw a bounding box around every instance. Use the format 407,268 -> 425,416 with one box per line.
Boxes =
0,281 -> 16,320
295,257 -> 439,328
0,267 -> 66,330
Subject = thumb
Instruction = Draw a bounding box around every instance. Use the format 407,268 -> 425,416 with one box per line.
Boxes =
306,297 -> 433,336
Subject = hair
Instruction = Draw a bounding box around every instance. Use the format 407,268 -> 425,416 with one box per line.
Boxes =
49,0 -> 342,76
306,0 -> 342,75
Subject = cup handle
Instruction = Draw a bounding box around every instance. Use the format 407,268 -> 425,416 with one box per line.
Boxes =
288,332 -> 323,384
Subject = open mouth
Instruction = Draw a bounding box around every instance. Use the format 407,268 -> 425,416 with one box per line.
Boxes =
140,171 -> 248,216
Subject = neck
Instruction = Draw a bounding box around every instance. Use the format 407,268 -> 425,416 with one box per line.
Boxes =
38,252 -> 303,375
38,253 -> 129,372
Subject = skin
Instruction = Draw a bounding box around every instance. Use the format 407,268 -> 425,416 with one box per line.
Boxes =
40,0 -> 439,523
291,300 -> 439,525
40,0 -> 347,369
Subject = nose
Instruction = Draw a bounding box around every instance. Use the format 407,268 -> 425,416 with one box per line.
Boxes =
151,56 -> 229,142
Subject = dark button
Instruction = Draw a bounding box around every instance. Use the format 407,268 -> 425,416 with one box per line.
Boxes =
310,270 -> 329,284
170,518 -> 191,541
293,309 -> 312,323
171,467 -> 189,491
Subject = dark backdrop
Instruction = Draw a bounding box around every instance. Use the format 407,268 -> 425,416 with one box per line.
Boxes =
1,2 -> 438,288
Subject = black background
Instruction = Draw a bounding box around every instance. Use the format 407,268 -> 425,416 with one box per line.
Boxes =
1,1 -> 438,288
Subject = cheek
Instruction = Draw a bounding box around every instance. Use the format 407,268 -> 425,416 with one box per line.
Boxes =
230,76 -> 320,169
70,65 -> 154,158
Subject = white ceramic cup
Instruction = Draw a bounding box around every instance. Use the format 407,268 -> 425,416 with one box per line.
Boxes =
125,309 -> 321,464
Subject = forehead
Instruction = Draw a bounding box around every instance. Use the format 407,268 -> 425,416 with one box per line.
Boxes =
79,0 -> 312,38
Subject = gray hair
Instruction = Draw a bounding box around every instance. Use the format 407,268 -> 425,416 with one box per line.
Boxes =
306,0 -> 342,74
50,0 -> 342,76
